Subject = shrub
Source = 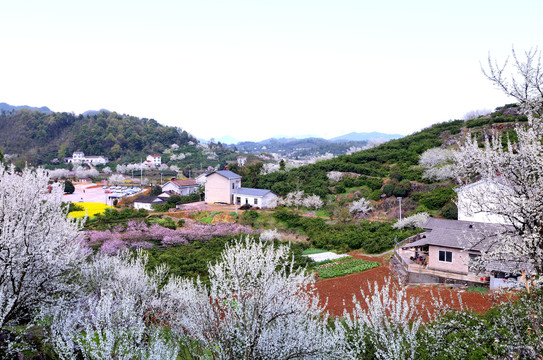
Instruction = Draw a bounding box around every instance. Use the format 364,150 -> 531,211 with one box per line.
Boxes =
440,201 -> 458,219
413,187 -> 456,210
240,210 -> 259,226
64,180 -> 75,194
392,180 -> 411,197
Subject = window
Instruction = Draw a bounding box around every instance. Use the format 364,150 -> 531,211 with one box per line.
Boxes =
438,250 -> 452,263
254,198 -> 258,205
245,198 -> 249,204
232,183 -> 235,189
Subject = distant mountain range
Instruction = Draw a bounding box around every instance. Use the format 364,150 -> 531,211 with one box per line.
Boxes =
206,132 -> 403,145
0,102 -> 113,117
328,131 -> 402,142
0,102 -> 52,113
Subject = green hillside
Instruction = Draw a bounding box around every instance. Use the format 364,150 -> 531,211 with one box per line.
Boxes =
248,104 -> 527,218
0,109 -> 237,169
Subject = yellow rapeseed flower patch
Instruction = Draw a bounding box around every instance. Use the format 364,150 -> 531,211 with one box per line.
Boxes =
68,202 -> 113,219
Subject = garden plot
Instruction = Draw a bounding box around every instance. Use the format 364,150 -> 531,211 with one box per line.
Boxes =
304,252 -> 350,262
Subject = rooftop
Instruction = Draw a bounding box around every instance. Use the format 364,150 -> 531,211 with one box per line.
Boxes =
170,179 -> 197,187
234,187 -> 273,197
206,170 -> 242,179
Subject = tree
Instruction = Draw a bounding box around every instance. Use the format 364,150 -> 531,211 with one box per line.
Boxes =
64,179 -> 75,194
0,165 -> 83,328
279,159 -> 285,171
342,279 -> 421,360
160,238 -> 345,359
48,168 -> 70,180
149,184 -> 162,196
303,194 -> 324,209
108,174 -> 125,185
392,212 -> 429,230
419,147 -> 455,181
42,251 -> 178,359
453,48 -> 543,275
327,171 -> 343,183
349,198 -> 373,218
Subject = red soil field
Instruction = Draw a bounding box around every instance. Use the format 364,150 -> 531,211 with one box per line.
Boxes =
315,251 -> 506,321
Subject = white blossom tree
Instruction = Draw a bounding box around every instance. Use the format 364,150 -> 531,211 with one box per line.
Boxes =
108,174 -> 125,185
47,168 -> 70,179
342,279 -> 421,360
259,228 -> 282,242
74,166 -> 99,179
169,165 -> 179,172
102,166 -> 112,175
349,198 -> 373,218
116,164 -> 127,174
278,191 -> 323,210
279,190 -> 305,208
393,212 -> 429,230
261,163 -> 280,175
0,165 -> 84,328
302,194 -> 324,210
43,251 -> 178,359
453,48 -> 543,275
327,171 -> 343,183
158,163 -> 169,171
419,147 -> 455,181
160,238 -> 346,359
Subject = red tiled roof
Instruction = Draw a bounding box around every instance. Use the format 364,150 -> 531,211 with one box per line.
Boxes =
171,179 -> 197,187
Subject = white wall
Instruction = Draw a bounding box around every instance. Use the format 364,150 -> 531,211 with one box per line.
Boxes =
134,202 -> 153,211
457,181 -> 509,225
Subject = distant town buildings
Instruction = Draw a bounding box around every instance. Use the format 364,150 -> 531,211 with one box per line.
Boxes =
64,152 -> 109,165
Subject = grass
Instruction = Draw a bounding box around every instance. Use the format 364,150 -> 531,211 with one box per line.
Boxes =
68,202 -> 113,219
302,248 -> 329,255
315,209 -> 330,217
316,259 -> 380,279
466,286 -> 489,294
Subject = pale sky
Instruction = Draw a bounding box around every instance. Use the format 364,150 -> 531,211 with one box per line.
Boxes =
1,0 -> 540,141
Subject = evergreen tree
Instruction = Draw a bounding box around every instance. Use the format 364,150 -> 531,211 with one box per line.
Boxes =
64,180 -> 75,194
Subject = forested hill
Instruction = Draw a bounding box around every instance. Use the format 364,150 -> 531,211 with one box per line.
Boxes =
251,104 -> 528,197
0,109 -> 196,164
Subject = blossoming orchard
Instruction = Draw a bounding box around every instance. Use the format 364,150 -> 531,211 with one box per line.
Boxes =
1,48 -> 543,359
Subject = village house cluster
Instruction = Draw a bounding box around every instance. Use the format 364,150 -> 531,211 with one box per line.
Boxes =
134,170 -> 277,210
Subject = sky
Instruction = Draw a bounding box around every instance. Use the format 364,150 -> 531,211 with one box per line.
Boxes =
1,0 -> 541,142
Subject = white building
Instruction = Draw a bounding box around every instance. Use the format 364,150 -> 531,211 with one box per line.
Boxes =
146,155 -> 161,166
233,188 -> 278,209
204,170 -> 276,208
205,170 -> 242,204
133,195 -> 167,211
162,179 -> 199,196
65,152 -> 109,165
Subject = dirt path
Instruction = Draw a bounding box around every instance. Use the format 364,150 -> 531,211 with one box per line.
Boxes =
315,250 -> 504,321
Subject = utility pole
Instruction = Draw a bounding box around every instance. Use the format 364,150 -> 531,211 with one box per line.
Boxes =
140,158 -> 143,186
398,197 -> 403,221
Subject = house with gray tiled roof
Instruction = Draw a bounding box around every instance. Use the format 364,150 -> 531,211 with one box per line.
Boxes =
232,187 -> 277,208
394,217 -> 528,289
204,170 -> 277,208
